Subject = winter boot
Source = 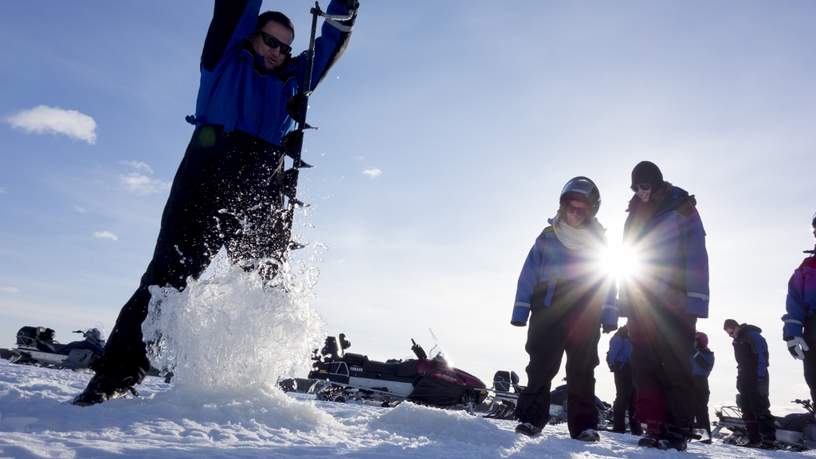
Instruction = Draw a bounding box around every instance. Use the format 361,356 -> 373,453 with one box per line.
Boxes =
72,372 -> 141,406
575,429 -> 600,442
637,433 -> 660,448
657,436 -> 688,451
515,422 -> 542,437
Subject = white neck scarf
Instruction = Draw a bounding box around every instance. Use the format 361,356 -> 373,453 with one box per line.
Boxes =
551,215 -> 604,251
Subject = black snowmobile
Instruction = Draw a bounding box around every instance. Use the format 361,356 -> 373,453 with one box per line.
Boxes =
482,371 -> 612,428
308,334 -> 488,409
714,398 -> 816,450
7,326 -> 105,370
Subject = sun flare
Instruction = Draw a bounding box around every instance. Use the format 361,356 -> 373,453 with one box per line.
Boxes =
599,243 -> 642,282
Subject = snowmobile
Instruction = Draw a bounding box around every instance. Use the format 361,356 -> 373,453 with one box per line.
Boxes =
713,398 -> 816,450
7,326 -> 105,370
482,372 -> 613,428
308,334 -> 488,410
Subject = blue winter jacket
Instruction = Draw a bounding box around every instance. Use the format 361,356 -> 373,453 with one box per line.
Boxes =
782,256 -> 816,339
606,330 -> 632,371
691,346 -> 715,378
732,324 -> 769,380
619,185 -> 710,318
510,222 -> 618,328
191,0 -> 354,146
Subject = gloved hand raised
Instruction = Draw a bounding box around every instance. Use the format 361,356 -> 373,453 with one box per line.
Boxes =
787,336 -> 810,360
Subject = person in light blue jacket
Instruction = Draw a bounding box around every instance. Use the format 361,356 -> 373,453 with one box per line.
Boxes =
74,0 -> 358,406
511,177 -> 618,442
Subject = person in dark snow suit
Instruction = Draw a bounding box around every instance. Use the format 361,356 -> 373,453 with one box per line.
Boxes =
618,161 -> 709,451
74,0 -> 358,406
510,177 -> 619,442
723,319 -> 775,448
690,331 -> 714,442
606,325 -> 642,435
782,214 -> 816,404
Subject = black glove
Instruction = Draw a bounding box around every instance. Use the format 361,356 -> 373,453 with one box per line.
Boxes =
602,323 -> 618,334
343,0 -> 359,11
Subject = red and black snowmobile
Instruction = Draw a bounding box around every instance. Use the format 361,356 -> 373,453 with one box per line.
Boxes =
307,334 -> 487,410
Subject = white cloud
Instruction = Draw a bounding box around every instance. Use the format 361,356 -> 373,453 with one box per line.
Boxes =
6,105 -> 97,144
0,286 -> 20,294
362,168 -> 383,178
0,186 -> 6,194
119,173 -> 171,195
118,161 -> 170,195
93,231 -> 119,241
119,160 -> 154,175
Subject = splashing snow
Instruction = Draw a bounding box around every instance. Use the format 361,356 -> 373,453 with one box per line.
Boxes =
141,251 -> 323,393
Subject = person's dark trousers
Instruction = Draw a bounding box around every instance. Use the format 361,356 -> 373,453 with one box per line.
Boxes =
515,282 -> 602,438
691,375 -> 711,437
628,305 -> 696,440
737,376 -> 775,444
95,125 -> 285,382
803,315 -> 816,405
612,364 -> 641,434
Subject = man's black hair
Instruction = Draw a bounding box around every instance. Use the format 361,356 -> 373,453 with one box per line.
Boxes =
723,319 -> 739,330
257,11 -> 295,37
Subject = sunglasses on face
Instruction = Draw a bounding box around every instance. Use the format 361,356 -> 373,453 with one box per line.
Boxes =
565,203 -> 589,218
631,183 -> 652,192
258,31 -> 292,55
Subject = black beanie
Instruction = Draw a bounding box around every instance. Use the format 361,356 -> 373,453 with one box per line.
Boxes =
631,161 -> 663,188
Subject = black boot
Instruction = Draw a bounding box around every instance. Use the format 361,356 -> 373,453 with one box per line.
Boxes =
72,371 -> 143,406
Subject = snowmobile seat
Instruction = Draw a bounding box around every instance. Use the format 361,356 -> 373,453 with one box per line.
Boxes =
395,360 -> 418,378
343,353 -> 369,367
365,360 -> 404,379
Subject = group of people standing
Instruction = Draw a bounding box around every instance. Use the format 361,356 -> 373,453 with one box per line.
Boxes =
509,161 -> 816,451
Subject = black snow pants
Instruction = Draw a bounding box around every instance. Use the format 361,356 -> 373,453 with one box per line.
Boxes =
627,306 -> 696,439
612,364 -> 641,434
96,125 -> 286,381
691,375 -> 711,434
802,315 -> 816,405
515,281 -> 602,438
737,375 -> 775,444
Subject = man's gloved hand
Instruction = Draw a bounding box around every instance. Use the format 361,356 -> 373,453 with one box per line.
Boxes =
602,323 -> 618,334
786,336 -> 810,360
511,320 -> 527,327
343,0 -> 360,11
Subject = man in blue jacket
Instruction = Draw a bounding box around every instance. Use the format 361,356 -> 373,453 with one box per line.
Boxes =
618,161 -> 709,451
510,177 -> 618,442
606,325 -> 642,435
782,213 -> 816,404
74,0 -> 358,406
723,319 -> 775,448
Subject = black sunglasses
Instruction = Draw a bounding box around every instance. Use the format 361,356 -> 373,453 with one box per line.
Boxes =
565,202 -> 589,217
631,183 -> 652,192
258,31 -> 292,55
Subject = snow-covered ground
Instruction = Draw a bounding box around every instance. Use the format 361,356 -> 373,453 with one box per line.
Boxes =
0,359 -> 810,459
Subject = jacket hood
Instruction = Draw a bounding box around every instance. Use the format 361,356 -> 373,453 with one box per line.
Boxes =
627,183 -> 694,216
738,323 -> 763,336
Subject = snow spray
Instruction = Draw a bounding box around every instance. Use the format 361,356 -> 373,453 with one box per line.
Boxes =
141,249 -> 324,393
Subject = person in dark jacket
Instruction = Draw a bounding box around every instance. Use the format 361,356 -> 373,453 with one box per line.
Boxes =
782,213 -> 816,404
73,0 -> 358,406
606,325 -> 642,435
618,161 -> 709,451
510,177 -> 618,442
690,331 -> 714,443
723,319 -> 775,448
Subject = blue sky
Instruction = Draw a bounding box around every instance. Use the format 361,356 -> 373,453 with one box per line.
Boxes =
2,1 -> 816,409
